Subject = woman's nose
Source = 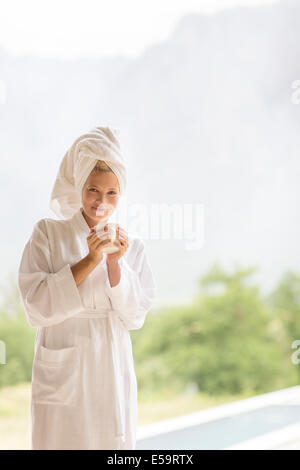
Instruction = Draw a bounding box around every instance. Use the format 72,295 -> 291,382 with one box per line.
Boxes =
96,196 -> 108,204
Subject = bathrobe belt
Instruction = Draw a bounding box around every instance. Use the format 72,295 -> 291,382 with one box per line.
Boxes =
74,308 -> 126,450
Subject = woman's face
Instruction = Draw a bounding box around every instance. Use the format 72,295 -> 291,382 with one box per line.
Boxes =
81,171 -> 120,227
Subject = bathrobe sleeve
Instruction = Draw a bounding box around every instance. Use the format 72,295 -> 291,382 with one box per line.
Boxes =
18,219 -> 84,328
104,239 -> 157,331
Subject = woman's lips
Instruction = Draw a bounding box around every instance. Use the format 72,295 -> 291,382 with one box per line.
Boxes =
92,206 -> 105,213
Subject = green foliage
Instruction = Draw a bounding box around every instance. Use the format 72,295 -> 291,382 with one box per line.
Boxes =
131,262 -> 299,396
0,283 -> 35,387
1,264 -> 300,397
267,270 -> 300,382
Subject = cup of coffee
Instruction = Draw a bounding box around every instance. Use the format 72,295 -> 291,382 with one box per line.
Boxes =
95,223 -> 120,254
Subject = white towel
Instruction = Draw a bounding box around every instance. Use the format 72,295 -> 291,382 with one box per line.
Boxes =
50,125 -> 127,219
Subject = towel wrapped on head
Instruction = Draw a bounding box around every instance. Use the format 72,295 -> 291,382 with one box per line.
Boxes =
50,126 -> 127,219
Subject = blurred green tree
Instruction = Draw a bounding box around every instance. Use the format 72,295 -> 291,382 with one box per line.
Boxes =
132,262 -> 297,396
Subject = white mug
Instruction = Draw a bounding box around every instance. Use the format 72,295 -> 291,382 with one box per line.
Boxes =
95,223 -> 120,254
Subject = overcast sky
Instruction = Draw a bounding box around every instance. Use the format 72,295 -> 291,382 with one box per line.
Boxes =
0,0 -> 277,60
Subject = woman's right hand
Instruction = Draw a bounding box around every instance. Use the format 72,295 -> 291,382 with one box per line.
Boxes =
86,226 -> 111,264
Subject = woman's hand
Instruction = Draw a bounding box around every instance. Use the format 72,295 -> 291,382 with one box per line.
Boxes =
86,227 -> 111,265
106,225 -> 129,265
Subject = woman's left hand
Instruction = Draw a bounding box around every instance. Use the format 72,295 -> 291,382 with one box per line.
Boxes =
106,225 -> 129,264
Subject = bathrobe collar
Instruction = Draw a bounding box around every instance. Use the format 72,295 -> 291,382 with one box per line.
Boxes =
72,207 -> 108,235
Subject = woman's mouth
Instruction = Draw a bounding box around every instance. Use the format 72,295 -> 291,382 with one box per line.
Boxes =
92,206 -> 105,214
92,203 -> 113,216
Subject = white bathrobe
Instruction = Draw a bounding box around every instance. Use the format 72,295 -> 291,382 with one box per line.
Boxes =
17,207 -> 157,450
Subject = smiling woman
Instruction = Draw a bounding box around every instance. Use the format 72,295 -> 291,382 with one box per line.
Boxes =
18,125 -> 158,451
81,160 -> 120,228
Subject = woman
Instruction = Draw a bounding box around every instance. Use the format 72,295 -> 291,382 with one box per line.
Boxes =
17,126 -> 157,450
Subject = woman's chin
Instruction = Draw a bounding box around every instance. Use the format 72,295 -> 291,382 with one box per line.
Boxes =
92,212 -> 110,222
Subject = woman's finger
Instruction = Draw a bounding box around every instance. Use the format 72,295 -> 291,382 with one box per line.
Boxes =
96,239 -> 111,248
117,230 -> 128,241
115,239 -> 127,251
87,233 -> 97,241
117,226 -> 127,236
98,237 -> 111,245
92,235 -> 110,245
118,230 -> 127,238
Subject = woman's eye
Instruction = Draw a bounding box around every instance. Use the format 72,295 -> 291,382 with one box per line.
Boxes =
89,189 -> 116,195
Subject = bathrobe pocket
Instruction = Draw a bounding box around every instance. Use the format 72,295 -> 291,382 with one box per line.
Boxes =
32,345 -> 79,406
